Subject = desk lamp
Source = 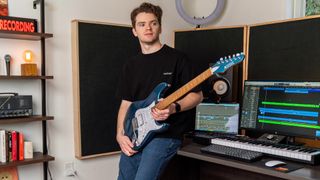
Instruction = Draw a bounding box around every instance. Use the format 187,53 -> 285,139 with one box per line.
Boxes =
21,50 -> 37,76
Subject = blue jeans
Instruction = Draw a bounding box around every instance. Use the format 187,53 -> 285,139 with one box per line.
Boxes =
118,138 -> 182,180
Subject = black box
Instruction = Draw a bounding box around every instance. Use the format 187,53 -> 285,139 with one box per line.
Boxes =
0,95 -> 33,118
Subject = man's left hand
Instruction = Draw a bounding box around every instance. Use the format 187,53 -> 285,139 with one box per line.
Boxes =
151,100 -> 175,121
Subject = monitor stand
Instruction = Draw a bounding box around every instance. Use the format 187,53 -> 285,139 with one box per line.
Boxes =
257,133 -> 286,144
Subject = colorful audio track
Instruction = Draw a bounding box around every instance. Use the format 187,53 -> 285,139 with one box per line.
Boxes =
240,81 -> 320,138
258,86 -> 320,136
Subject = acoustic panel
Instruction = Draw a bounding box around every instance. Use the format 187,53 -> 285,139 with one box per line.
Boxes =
174,27 -> 245,103
248,16 -> 320,81
72,20 -> 140,159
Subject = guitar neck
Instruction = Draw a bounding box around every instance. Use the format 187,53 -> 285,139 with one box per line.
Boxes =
155,68 -> 213,110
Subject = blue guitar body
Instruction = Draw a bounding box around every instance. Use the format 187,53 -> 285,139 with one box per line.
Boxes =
124,82 -> 170,151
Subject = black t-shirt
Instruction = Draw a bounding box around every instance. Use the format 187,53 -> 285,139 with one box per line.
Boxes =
118,44 -> 201,139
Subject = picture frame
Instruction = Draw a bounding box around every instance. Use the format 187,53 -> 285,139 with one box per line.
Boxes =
0,0 -> 8,16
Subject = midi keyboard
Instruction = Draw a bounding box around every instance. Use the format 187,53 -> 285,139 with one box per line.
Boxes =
210,137 -> 320,165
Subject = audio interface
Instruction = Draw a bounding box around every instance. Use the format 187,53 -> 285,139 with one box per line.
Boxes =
0,95 -> 33,118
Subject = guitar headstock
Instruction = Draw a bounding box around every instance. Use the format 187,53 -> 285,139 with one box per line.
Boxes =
211,53 -> 245,74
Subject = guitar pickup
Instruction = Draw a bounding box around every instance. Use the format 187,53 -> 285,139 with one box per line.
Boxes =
132,117 -> 138,128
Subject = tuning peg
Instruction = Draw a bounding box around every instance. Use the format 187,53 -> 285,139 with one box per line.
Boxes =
233,54 -> 235,58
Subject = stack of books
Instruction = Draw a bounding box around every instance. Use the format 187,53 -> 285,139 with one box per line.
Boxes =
0,130 -> 25,163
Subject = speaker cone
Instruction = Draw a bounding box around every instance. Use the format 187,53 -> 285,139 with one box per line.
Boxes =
212,78 -> 230,97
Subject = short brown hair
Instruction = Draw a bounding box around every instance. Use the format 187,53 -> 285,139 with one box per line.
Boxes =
130,2 -> 162,28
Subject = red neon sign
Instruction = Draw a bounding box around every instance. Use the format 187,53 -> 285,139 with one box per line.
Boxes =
0,16 -> 37,33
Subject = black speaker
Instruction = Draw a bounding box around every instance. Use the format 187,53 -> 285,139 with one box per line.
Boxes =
203,66 -> 242,103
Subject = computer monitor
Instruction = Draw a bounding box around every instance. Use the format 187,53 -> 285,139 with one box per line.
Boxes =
240,81 -> 320,139
195,103 -> 239,135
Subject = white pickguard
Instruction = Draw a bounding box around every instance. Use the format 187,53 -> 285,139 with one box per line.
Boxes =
132,102 -> 164,146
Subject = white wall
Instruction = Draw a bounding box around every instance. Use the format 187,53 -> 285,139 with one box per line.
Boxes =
0,0 -> 294,179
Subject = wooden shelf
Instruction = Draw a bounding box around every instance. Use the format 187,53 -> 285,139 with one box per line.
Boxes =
0,75 -> 53,80
0,116 -> 54,124
0,152 -> 54,168
0,30 -> 53,41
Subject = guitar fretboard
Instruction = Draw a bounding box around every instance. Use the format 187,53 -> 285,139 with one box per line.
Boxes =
155,68 -> 213,110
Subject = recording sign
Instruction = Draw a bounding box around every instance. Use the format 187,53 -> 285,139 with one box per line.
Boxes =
0,16 -> 38,33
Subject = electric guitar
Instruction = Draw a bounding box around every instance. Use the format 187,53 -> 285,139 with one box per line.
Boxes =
124,53 -> 245,151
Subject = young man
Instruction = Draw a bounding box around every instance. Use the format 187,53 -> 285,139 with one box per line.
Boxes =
116,2 -> 203,180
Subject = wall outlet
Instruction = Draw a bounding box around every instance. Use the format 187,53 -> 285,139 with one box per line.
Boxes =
64,162 -> 77,177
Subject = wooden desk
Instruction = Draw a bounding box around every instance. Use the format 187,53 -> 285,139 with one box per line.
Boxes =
171,143 -> 320,180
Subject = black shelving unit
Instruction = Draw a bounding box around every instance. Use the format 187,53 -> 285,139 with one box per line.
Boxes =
0,0 -> 54,179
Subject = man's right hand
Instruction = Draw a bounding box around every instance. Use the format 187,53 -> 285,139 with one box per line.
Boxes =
116,133 -> 137,156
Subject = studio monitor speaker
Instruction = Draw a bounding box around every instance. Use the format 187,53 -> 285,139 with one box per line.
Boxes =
203,65 -> 242,103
